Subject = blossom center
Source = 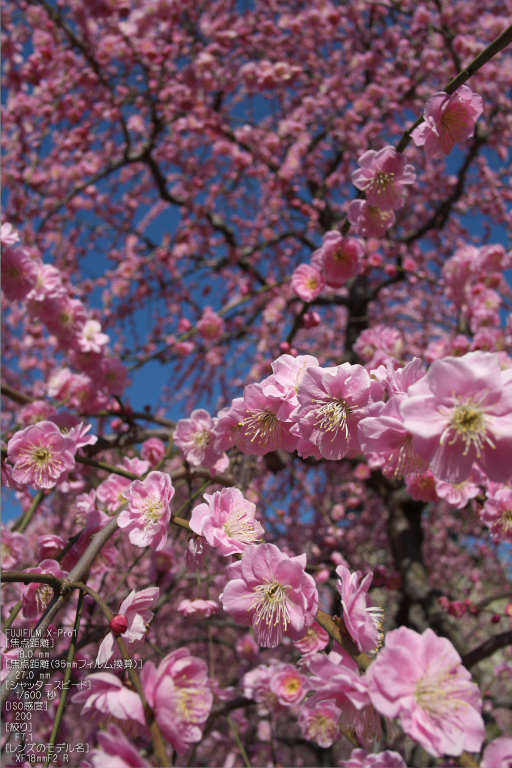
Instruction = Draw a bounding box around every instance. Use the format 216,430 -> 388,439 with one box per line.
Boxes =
241,409 -> 282,446
333,247 -> 348,262
414,669 -> 467,718
33,446 -> 52,465
60,311 -> 73,328
314,398 -> 355,437
194,431 -> 210,448
177,687 -> 203,720
144,497 -> 164,523
284,677 -> 301,693
444,400 -> 494,457
252,579 -> 290,630
306,277 -> 319,289
368,170 -> 395,195
368,205 -> 393,223
311,714 -> 337,742
224,507 -> 260,543
414,668 -> 467,720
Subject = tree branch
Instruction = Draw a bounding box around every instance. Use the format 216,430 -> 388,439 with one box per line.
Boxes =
462,630 -> 512,670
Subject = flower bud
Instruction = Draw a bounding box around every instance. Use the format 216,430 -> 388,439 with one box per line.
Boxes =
110,614 -> 128,635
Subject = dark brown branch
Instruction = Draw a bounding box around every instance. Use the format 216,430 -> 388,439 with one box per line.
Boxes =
462,630 -> 512,670
1,382 -> 35,405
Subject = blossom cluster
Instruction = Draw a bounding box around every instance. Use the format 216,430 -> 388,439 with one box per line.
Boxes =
185,351 -> 511,516
2,225 -> 129,414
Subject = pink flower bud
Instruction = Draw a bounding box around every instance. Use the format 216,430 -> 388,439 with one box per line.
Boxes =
178,318 -> 192,332
302,310 -> 321,328
314,567 -> 330,584
110,614 -> 129,635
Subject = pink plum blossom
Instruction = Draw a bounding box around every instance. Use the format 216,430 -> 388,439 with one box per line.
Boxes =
358,396 -> 426,479
304,649 -> 380,746
50,414 -> 98,452
86,725 -> 151,768
351,146 -> 416,210
65,421 -> 98,451
366,626 -> 485,758
372,357 -> 425,397
1,528 -> 28,568
336,566 -> 384,654
177,598 -> 219,619
481,737 -> 512,768
221,543 -> 318,648
189,487 -> 264,555
42,296 -> 87,345
292,364 -> 371,460
18,400 -> 58,426
1,222 -> 20,246
118,471 -> 175,550
400,351 -> 512,484
141,437 -> 166,465
212,397 -> 246,453
292,621 -> 330,655
298,699 -> 341,748
100,357 -> 130,396
406,469 -> 438,502
238,379 -> 298,456
174,408 -> 227,468
21,559 -> 68,619
71,672 -> 146,733
480,486 -> 512,542
96,586 -> 159,665
271,353 -> 320,402
96,473 -> 132,514
36,534 -> 65,561
347,200 -> 395,237
434,468 -> 484,508
291,263 -> 325,301
121,456 -> 150,476
270,664 -> 309,706
243,660 -> 285,712
312,232 -> 364,288
1,452 -> 19,489
77,319 -> 110,353
411,85 -> 484,159
141,647 -> 213,754
339,748 -> 407,768
197,307 -> 225,341
7,420 -> 77,489
1,246 -> 39,300
354,324 -> 404,369
236,633 -> 259,659
26,263 -> 65,302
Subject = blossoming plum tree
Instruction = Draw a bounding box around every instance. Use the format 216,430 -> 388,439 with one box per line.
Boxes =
1,1 -> 512,766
